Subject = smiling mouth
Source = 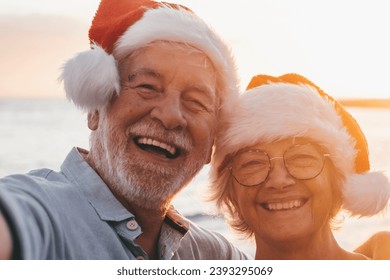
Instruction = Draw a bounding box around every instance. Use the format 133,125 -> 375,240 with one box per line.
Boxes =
261,199 -> 308,211
134,137 -> 181,159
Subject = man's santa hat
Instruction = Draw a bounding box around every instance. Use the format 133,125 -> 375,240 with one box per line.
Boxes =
60,0 -> 238,112
211,73 -> 390,217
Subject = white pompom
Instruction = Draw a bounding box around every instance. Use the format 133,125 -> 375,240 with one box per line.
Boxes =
59,43 -> 120,111
343,172 -> 390,217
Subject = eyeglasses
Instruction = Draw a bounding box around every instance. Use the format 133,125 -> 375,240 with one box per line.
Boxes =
231,143 -> 330,187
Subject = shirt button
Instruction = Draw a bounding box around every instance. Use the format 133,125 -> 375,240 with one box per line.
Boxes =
126,218 -> 138,231
136,256 -> 144,260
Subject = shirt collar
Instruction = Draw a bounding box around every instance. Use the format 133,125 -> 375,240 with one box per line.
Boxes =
60,147 -> 133,222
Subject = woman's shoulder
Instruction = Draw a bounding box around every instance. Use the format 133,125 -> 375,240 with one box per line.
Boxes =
354,231 -> 390,260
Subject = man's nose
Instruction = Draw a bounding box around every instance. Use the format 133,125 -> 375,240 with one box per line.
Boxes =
150,93 -> 187,130
263,157 -> 295,190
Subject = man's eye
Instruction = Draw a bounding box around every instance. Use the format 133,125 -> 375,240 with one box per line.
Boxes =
184,99 -> 211,113
137,84 -> 157,90
131,83 -> 162,99
187,100 -> 205,109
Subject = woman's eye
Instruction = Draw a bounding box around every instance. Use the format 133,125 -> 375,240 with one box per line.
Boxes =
242,160 -> 268,169
288,155 -> 318,166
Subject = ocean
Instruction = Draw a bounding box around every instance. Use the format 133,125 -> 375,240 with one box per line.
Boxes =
1,98 -> 389,257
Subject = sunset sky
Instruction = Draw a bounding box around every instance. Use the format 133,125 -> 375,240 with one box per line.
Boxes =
1,0 -> 389,99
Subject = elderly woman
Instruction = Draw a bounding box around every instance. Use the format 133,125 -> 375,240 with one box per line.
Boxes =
210,73 -> 390,259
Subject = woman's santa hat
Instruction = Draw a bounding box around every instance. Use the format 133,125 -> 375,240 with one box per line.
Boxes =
60,0 -> 238,112
211,73 -> 390,217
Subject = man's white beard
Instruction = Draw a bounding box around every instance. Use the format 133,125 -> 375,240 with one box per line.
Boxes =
89,113 -> 211,211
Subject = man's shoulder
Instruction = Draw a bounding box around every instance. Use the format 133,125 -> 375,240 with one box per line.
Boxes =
0,167 -> 78,204
0,168 -> 68,190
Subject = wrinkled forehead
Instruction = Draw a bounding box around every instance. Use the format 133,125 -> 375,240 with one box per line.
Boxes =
116,40 -> 219,105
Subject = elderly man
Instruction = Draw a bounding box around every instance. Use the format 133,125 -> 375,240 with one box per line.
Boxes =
0,0 -> 246,260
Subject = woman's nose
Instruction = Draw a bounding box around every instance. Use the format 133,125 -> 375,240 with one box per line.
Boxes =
150,93 -> 187,130
263,157 -> 295,190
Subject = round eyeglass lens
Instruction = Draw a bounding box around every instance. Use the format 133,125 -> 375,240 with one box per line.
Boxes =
232,150 -> 270,187
284,143 -> 325,180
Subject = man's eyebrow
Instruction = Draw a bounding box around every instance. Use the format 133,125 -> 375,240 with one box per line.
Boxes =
128,68 -> 161,81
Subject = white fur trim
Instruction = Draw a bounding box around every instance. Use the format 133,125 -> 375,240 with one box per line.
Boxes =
213,83 -> 355,177
114,5 -> 239,108
60,44 -> 120,111
343,172 -> 390,216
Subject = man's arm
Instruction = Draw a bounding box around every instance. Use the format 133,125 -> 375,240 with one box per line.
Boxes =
354,231 -> 390,260
0,211 -> 13,259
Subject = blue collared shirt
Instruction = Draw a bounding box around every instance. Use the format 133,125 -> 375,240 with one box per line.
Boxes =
0,148 -> 248,260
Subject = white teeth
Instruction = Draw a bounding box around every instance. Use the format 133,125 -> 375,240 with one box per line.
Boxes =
265,200 -> 303,211
137,137 -> 176,155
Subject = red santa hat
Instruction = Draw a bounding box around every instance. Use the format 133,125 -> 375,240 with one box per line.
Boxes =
211,73 -> 390,217
60,0 -> 238,112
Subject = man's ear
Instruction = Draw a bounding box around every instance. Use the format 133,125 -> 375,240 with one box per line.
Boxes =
87,111 -> 99,131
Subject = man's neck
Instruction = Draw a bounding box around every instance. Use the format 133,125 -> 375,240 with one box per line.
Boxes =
131,205 -> 166,260
82,149 -> 169,259
116,190 -> 169,259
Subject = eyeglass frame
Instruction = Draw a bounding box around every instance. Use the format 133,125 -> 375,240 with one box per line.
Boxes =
229,143 -> 331,187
